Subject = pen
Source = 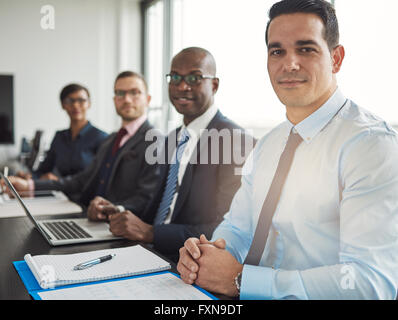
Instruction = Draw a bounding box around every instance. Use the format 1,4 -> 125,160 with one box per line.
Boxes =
73,254 -> 116,271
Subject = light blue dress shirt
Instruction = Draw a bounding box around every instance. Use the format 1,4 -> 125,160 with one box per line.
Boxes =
212,89 -> 398,300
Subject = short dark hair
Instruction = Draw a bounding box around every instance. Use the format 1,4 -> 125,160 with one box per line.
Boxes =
60,83 -> 90,103
114,71 -> 148,93
265,0 -> 339,50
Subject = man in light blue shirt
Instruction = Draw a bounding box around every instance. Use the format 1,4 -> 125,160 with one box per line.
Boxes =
177,0 -> 398,300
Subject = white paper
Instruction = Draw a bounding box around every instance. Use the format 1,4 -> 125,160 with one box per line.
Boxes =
0,191 -> 82,218
37,272 -> 212,300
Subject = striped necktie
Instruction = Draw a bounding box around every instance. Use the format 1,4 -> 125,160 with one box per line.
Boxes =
244,131 -> 303,266
154,129 -> 190,226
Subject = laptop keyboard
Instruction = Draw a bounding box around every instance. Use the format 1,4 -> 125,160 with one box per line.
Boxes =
43,221 -> 92,240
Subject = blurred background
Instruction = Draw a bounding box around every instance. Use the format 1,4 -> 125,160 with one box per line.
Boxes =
0,0 -> 397,170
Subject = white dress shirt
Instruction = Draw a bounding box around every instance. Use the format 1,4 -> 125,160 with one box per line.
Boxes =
164,104 -> 219,224
212,89 -> 398,299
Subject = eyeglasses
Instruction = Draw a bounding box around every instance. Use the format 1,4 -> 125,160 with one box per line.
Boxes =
63,98 -> 88,105
166,73 -> 217,86
114,89 -> 143,99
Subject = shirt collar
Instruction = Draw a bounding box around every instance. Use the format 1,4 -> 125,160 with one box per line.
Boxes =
122,114 -> 147,136
179,104 -> 218,141
78,121 -> 93,136
67,121 -> 92,139
286,88 -> 347,144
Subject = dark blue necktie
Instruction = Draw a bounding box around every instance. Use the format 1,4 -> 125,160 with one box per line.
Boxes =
244,131 -> 303,266
154,129 -> 190,226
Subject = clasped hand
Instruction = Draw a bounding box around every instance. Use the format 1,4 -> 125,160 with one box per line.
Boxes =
177,234 -> 243,297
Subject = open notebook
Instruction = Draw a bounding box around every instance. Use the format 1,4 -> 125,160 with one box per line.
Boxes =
24,245 -> 171,289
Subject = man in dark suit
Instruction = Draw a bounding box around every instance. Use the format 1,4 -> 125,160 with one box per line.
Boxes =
99,47 -> 255,261
6,71 -> 161,219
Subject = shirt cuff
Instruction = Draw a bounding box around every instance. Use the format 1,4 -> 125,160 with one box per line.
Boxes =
240,264 -> 274,300
27,179 -> 35,192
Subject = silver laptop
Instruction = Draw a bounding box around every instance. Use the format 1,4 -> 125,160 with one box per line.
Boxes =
1,173 -> 122,246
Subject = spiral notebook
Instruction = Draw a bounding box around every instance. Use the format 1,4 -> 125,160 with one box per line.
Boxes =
24,245 -> 171,289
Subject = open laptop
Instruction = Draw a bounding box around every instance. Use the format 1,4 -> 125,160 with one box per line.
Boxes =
0,173 -> 122,246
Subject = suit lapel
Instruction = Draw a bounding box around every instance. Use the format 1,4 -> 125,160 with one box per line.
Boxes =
106,121 -> 150,192
171,111 -> 223,221
171,159 -> 194,221
82,134 -> 115,192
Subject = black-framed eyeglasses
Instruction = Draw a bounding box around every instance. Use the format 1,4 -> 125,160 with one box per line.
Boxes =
63,98 -> 88,105
166,73 -> 217,86
114,89 -> 143,99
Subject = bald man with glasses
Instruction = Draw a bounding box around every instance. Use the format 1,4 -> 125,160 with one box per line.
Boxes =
99,47 -> 256,262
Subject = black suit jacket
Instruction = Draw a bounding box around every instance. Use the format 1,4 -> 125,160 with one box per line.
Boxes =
35,120 -> 161,218
140,111 -> 256,260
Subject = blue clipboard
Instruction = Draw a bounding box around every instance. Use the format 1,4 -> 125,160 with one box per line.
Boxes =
13,260 -> 218,300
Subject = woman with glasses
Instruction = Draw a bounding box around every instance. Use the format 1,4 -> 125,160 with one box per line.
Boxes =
30,83 -> 108,181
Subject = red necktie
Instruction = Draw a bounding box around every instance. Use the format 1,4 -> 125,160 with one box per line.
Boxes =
111,128 -> 128,156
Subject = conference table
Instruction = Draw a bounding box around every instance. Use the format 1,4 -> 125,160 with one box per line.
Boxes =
0,214 -> 196,300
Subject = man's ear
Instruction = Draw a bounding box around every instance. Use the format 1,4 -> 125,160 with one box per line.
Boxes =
331,45 -> 345,74
212,78 -> 220,94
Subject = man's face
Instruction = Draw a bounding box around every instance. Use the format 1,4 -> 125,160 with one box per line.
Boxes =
113,76 -> 151,122
168,52 -> 219,124
267,13 -> 341,112
62,89 -> 90,122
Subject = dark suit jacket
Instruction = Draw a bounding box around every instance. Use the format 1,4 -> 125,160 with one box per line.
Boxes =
139,111 -> 256,260
35,120 -> 161,218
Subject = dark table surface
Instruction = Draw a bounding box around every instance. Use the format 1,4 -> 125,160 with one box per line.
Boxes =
0,215 -> 180,300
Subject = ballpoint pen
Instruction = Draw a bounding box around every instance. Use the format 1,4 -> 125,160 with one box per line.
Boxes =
73,254 -> 116,271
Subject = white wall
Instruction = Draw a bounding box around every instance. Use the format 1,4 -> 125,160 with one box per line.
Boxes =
0,0 -> 141,165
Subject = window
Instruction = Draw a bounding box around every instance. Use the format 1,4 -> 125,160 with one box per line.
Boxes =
143,0 -> 165,130
143,0 -> 398,137
335,0 -> 398,126
171,0 -> 282,138
144,2 -> 164,109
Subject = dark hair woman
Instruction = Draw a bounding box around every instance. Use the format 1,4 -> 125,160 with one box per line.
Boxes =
32,83 -> 108,181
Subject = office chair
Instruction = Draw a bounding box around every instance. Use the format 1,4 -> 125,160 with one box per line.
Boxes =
25,130 -> 44,171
